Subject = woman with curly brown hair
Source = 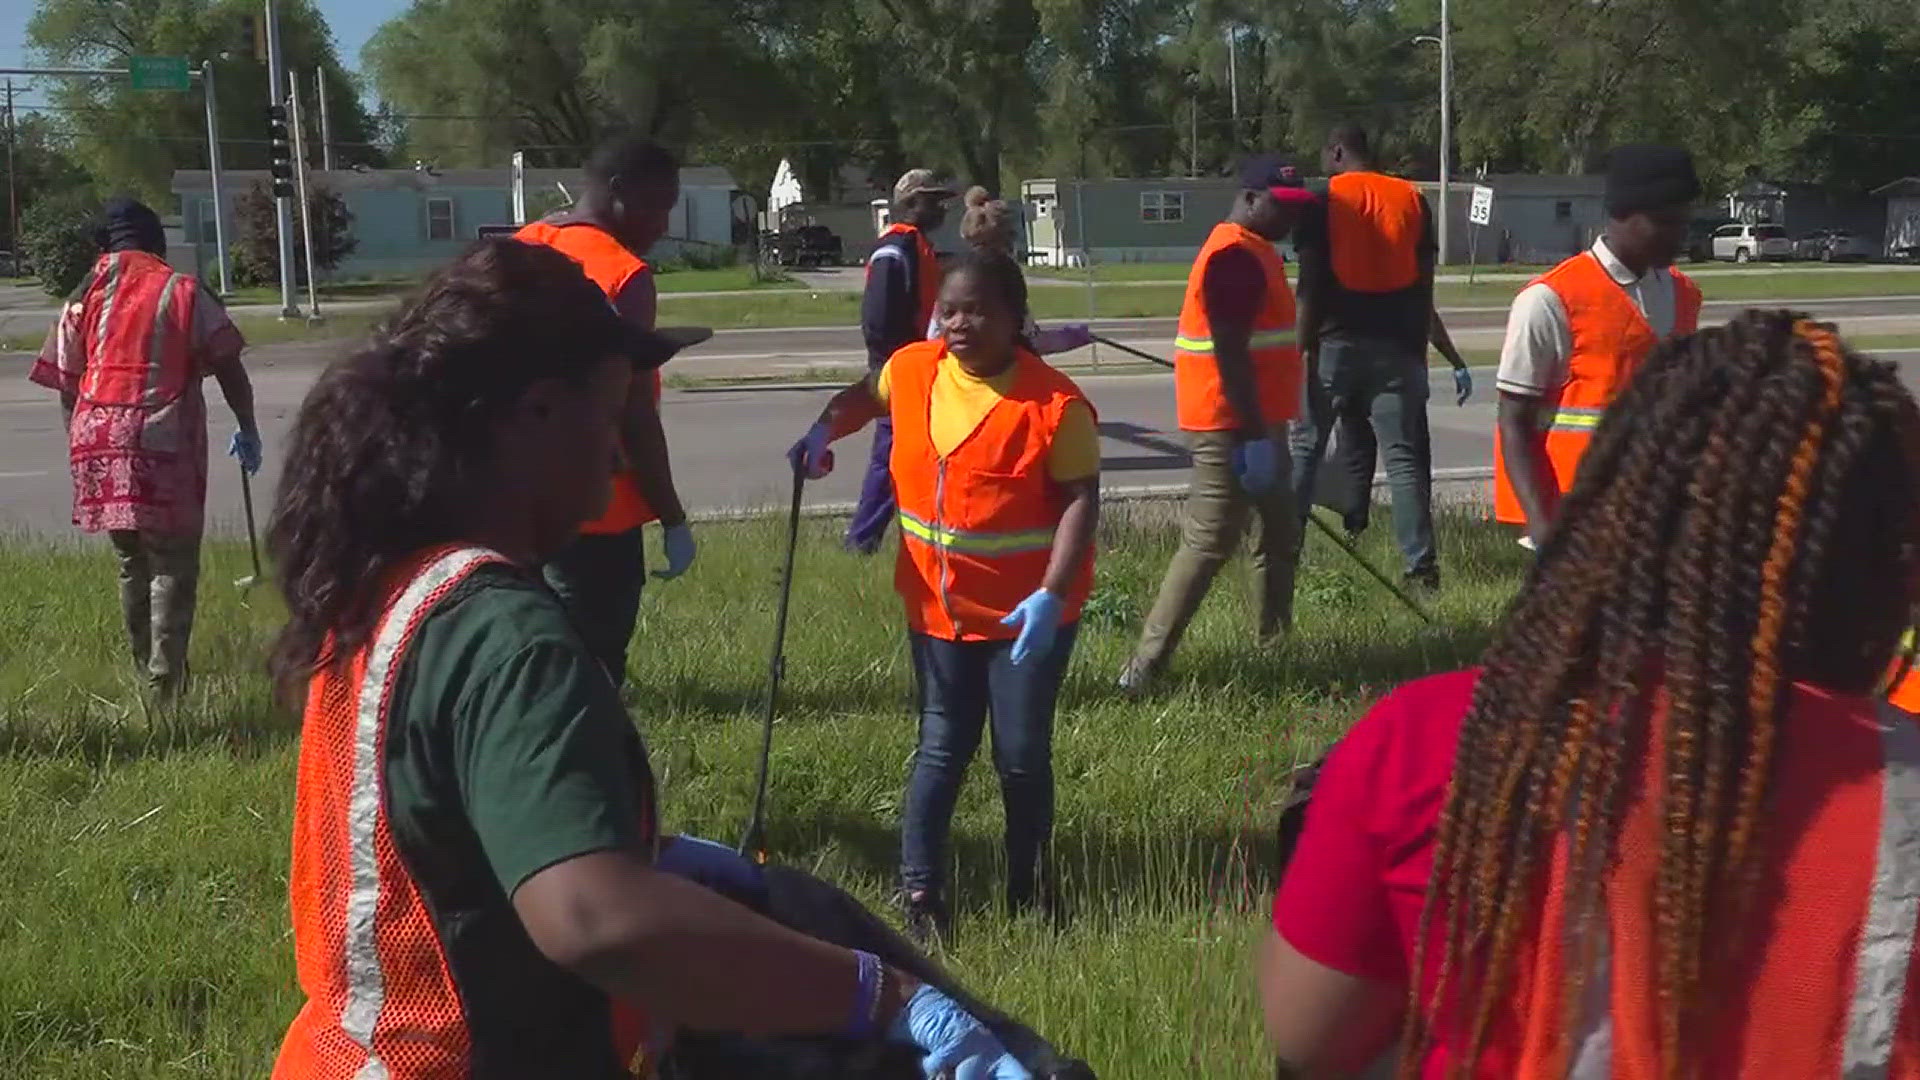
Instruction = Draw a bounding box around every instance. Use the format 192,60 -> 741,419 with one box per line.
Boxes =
267,238 -> 1033,1079
1259,311 -> 1920,1077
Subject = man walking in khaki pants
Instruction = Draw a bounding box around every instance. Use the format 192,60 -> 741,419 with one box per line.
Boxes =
1118,157 -> 1315,695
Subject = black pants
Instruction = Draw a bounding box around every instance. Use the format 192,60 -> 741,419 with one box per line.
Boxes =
543,528 -> 645,687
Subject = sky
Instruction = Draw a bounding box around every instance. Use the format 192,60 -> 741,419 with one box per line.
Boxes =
1,0 -> 407,110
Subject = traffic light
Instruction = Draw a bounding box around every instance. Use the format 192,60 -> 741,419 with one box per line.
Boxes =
266,104 -> 293,199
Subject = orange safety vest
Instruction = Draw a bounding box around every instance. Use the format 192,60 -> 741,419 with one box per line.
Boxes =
274,546 -> 657,1079
1325,171 -> 1424,294
1492,252 -> 1702,524
1479,696 -> 1920,1077
887,341 -> 1095,641
1173,222 -> 1301,432
75,249 -> 199,408
872,222 -> 942,333
515,219 -> 659,535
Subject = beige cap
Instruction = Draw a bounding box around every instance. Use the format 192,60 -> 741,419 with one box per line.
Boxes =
893,168 -> 957,204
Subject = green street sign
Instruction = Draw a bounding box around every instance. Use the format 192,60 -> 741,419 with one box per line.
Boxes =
129,56 -> 191,91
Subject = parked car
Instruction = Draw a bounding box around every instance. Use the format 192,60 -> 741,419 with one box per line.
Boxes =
1712,223 -> 1795,263
760,224 -> 844,268
1686,219 -> 1731,263
1793,228 -> 1877,262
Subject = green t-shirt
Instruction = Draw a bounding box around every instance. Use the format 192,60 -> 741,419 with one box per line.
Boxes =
378,562 -> 656,1077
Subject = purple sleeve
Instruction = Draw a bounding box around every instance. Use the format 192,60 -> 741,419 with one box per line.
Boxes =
1200,246 -> 1267,325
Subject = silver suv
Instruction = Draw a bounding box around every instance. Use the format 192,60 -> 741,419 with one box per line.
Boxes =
1712,223 -> 1794,263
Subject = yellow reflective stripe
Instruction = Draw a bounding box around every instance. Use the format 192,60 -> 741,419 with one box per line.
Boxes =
899,512 -> 1055,555
1550,407 -> 1605,432
1174,329 -> 1295,355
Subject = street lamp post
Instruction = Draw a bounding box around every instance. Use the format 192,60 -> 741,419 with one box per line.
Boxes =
1414,5 -> 1454,267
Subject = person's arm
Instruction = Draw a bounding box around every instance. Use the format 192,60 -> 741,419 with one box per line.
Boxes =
612,271 -> 685,527
1294,201 -> 1330,365
1202,247 -> 1273,438
196,295 -> 258,435
1493,283 -> 1571,547
1260,930 -> 1405,1078
814,371 -> 888,440
861,241 -> 916,368
515,851 -> 922,1037
1041,477 -> 1098,596
1429,308 -> 1467,371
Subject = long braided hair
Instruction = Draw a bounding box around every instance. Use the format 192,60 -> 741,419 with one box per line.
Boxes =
1403,310 -> 1920,1078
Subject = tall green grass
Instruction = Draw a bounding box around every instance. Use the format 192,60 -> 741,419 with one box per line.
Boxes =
0,504 -> 1527,1077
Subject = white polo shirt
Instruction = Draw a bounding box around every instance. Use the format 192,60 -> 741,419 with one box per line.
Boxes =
1495,238 -> 1678,397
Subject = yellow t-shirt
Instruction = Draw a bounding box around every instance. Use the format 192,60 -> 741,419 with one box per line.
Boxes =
870,352 -> 1100,482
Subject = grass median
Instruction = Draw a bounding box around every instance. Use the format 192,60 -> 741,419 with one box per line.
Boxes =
0,503 -> 1525,1078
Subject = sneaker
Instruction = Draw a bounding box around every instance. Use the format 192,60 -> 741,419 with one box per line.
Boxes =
1116,657 -> 1159,698
895,889 -> 950,947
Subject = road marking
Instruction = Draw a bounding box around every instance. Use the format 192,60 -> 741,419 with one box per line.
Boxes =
0,470 -> 49,480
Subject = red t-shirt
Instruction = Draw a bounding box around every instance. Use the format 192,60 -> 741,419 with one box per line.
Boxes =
1272,668 -> 1917,1077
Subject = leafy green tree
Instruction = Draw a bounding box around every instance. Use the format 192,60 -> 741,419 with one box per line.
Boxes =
20,188 -> 103,297
27,0 -> 381,202
229,180 -> 355,287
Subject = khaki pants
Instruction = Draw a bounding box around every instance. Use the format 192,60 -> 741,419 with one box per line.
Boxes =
1130,430 -> 1300,672
108,529 -> 202,695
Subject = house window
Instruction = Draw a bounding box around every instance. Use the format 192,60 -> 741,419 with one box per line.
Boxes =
198,199 -> 218,244
1554,200 -> 1573,222
1141,191 -> 1185,224
426,197 -> 456,241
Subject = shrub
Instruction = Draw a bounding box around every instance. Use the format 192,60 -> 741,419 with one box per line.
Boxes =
19,189 -> 103,298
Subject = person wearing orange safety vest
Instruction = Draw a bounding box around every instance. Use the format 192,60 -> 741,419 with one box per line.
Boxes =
28,196 -> 260,699
516,134 -> 699,689
1261,313 -> 1920,1077
1117,155 -> 1315,696
788,248 -> 1100,944
846,168 -> 958,555
269,239 -> 1032,1080
1291,122 -> 1474,593
1494,144 -> 1704,551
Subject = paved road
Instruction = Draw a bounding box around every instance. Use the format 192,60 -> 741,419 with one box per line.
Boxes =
2,289 -> 1916,536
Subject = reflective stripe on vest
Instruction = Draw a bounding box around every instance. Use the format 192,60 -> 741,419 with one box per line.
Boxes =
1549,406 -> 1606,433
1171,329 -> 1296,354
77,251 -> 196,409
339,547 -> 501,1071
898,508 -> 1056,556
1560,700 -> 1920,1077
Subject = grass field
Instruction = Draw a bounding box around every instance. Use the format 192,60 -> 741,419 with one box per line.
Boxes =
0,503 -> 1526,1078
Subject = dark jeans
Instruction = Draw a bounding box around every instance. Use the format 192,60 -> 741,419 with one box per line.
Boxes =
1289,335 -> 1437,577
543,527 -> 645,687
845,417 -> 895,553
899,624 -> 1080,909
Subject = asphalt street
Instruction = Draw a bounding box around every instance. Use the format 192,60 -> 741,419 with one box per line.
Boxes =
1,295 -> 1916,538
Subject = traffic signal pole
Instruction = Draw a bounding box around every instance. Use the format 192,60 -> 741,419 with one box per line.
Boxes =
287,70 -> 320,321
263,0 -> 299,319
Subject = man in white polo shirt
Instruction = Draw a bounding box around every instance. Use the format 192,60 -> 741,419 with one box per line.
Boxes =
1493,144 -> 1704,550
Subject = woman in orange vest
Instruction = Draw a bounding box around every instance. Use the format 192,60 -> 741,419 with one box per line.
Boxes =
787,248 -> 1100,942
1494,144 -> 1705,550
1260,312 -> 1920,1076
266,238 -> 1031,1079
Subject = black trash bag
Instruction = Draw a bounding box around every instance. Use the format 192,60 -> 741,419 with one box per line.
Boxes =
654,858 -> 1096,1080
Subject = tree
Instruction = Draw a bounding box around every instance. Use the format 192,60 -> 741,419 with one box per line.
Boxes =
27,0 -> 382,202
19,188 -> 103,297
229,180 -> 355,287
2,115 -> 94,257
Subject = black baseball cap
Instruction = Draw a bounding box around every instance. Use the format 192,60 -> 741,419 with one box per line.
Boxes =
623,324 -> 712,370
1238,154 -> 1315,204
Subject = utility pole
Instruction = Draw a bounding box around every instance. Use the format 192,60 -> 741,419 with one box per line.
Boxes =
288,70 -> 320,321
200,60 -> 230,295
4,80 -> 17,278
1438,0 -> 1452,267
1226,25 -> 1240,144
1189,94 -> 1198,178
264,0 -> 300,318
314,66 -> 333,171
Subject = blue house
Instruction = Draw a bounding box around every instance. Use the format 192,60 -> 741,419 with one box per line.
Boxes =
171,165 -> 747,281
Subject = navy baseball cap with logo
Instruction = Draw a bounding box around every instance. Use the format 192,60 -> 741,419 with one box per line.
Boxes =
1239,154 -> 1315,204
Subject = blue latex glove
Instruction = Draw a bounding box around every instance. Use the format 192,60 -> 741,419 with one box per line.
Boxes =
653,522 -> 696,581
998,588 -> 1062,667
1032,322 -> 1094,354
889,984 -> 1033,1080
787,421 -> 835,479
1452,367 -> 1474,406
1231,437 -> 1280,496
228,429 -> 263,476
653,834 -> 767,907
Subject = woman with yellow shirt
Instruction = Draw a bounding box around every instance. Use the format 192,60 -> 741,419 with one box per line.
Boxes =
787,249 -> 1101,942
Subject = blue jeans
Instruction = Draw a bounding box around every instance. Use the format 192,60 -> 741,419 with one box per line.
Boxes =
1289,335 -> 1437,577
899,624 -> 1080,908
845,417 -> 895,553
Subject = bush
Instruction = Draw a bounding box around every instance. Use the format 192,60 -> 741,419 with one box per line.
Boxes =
19,189 -> 102,298
230,181 -> 358,288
